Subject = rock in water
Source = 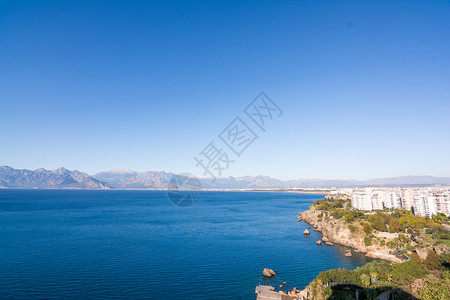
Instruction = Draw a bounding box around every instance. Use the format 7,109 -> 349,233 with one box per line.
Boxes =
263,268 -> 276,277
325,241 -> 334,246
322,236 -> 329,242
316,240 -> 322,245
345,252 -> 352,257
303,229 -> 310,235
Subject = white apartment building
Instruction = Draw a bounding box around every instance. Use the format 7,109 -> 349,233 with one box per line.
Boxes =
351,189 -> 373,211
400,188 -> 421,211
383,191 -> 402,209
351,188 -> 402,211
336,186 -> 449,216
435,192 -> 450,216
412,195 -> 438,217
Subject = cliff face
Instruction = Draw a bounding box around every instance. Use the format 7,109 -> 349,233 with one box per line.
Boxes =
300,207 -> 364,250
300,207 -> 403,263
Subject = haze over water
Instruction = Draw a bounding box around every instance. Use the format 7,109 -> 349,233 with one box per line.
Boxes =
0,190 -> 375,299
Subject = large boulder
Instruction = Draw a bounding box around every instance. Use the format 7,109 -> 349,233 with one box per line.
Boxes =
303,229 -> 310,235
322,236 -> 329,242
263,268 -> 276,277
316,240 -> 322,245
416,248 -> 428,260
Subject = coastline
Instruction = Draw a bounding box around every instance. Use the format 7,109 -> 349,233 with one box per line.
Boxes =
298,206 -> 403,263
0,187 -> 328,193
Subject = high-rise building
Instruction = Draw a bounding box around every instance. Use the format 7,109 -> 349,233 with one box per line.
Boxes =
435,192 -> 450,216
351,189 -> 373,211
400,188 -> 420,211
412,195 -> 427,217
412,195 -> 437,217
382,191 -> 402,209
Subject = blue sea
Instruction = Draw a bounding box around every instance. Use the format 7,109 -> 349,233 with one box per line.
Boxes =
0,190 -> 375,299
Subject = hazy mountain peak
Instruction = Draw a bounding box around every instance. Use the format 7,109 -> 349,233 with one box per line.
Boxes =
2,166 -> 450,190
53,167 -> 69,173
108,169 -> 137,174
0,166 -> 110,189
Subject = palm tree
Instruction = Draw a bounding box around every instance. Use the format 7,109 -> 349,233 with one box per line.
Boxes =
360,274 -> 371,288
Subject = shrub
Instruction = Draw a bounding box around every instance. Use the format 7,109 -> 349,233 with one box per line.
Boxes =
399,214 -> 439,230
398,234 -> 409,244
379,211 -> 392,224
424,251 -> 441,270
389,218 -> 402,232
363,223 -> 373,235
418,273 -> 450,300
368,214 -> 388,232
364,236 -> 373,246
344,213 -> 355,223
410,252 -> 423,267
391,260 -> 426,285
387,241 -> 397,248
433,213 -> 450,224
440,253 -> 450,270
331,210 -> 342,219
360,274 -> 370,288
348,224 -> 357,233
438,230 -> 450,240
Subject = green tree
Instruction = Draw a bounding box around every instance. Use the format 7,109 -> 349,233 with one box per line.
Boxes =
389,218 -> 402,232
418,274 -> 450,300
424,251 -> 441,270
309,279 -> 327,300
360,274 -> 371,288
391,260 -> 426,286
368,214 -> 388,231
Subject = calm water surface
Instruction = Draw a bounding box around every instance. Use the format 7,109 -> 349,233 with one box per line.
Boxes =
0,190 -> 375,299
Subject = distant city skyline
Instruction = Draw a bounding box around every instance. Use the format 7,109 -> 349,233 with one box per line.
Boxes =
1,1 -> 449,180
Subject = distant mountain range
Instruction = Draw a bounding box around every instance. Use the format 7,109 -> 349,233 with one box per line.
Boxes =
93,169 -> 172,189
0,166 -> 109,189
1,166 -> 450,190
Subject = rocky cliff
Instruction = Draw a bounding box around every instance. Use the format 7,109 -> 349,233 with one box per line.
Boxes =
299,206 -> 403,263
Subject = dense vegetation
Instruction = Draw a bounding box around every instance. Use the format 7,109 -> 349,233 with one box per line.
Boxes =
311,198 -> 450,251
309,256 -> 450,299
307,197 -> 450,299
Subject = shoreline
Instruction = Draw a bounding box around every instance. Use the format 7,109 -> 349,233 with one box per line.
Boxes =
0,188 -> 328,194
299,216 -> 403,263
298,207 -> 404,264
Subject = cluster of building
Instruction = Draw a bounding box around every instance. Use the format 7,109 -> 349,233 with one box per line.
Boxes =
330,186 -> 450,217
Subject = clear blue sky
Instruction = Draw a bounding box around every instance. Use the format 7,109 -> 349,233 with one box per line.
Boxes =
1,0 -> 449,180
